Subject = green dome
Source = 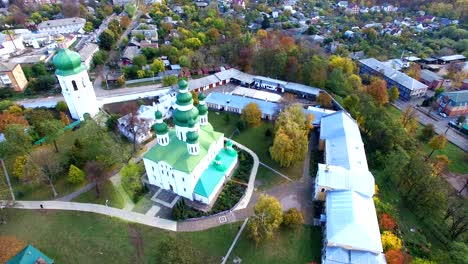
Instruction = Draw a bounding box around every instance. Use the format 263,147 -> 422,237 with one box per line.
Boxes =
155,110 -> 163,119
154,122 -> 168,135
197,103 -> 208,115
215,154 -> 222,162
226,140 -> 233,147
188,118 -> 196,128
176,91 -> 193,106
53,48 -> 86,76
178,79 -> 188,90
186,131 -> 199,144
198,92 -> 206,100
174,107 -> 199,126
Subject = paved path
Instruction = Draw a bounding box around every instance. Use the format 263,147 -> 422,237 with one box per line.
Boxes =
55,183 -> 95,202
8,200 -> 177,231
259,162 -> 293,182
221,218 -> 249,264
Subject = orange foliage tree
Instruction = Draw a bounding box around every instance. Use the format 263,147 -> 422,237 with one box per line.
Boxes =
368,78 -> 389,106
385,249 -> 404,264
0,236 -> 26,263
380,213 -> 397,231
0,113 -> 29,132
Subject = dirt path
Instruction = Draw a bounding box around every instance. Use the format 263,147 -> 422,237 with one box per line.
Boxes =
127,224 -> 144,263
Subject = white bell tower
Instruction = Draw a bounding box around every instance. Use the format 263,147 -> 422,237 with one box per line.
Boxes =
53,48 -> 99,120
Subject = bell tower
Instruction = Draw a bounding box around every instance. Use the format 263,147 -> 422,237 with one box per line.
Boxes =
53,48 -> 99,120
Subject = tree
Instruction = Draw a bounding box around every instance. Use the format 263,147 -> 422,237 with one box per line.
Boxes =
37,120 -> 64,153
431,155 -> 450,176
55,101 -> 68,112
317,93 -> 332,108
326,68 -> 349,96
29,75 -> 57,92
406,63 -> 421,79
347,74 -> 362,90
28,147 -> 65,197
120,103 -> 151,153
83,21 -> 94,33
368,78 -> 389,106
389,86 -> 399,102
248,194 -> 283,244
98,29 -> 116,50
329,56 -> 355,75
0,125 -> 32,158
457,115 -> 466,124
13,155 -> 27,180
381,231 -> 402,251
184,37 -> 202,49
162,75 -> 178,86
282,208 -> 304,228
420,124 -> 436,142
124,3 -> 137,18
132,55 -> 147,68
385,249 -> 404,264
427,135 -> 447,160
261,14 -> 270,29
0,236 -> 26,264
67,164 -> 85,184
117,76 -> 125,87
400,107 -> 418,134
121,162 -> 144,201
191,91 -> 199,106
0,113 -> 28,132
120,16 -> 131,29
342,94 -> 361,118
85,160 -> 107,197
92,50 -> 108,66
241,103 -> 262,127
379,213 -> 397,231
150,59 -> 165,74
448,241 -> 468,264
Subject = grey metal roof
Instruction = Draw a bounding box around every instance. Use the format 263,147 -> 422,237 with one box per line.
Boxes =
205,92 -> 280,116
188,75 -> 220,90
254,76 -> 287,86
38,17 -> 86,29
122,46 -> 139,60
439,54 -> 466,62
77,43 -> 99,62
420,69 -> 442,82
359,58 -> 428,91
442,90 -> 468,106
285,82 -> 321,95
214,68 -> 255,84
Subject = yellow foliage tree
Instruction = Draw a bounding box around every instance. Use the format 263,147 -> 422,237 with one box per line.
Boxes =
317,93 -> 333,108
0,236 -> 26,263
368,78 -> 389,106
241,102 -> 262,127
381,231 -> 403,252
248,194 -> 283,244
329,55 -> 356,75
13,155 -> 27,179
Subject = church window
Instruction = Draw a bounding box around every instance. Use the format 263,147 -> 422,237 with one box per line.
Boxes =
152,167 -> 154,171
182,177 -> 184,182
172,174 -> 174,178
72,80 -> 78,91
184,188 -> 186,192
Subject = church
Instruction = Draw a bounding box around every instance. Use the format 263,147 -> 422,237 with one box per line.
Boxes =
143,80 -> 238,205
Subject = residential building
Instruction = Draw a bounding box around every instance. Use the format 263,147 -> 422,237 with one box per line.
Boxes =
437,54 -> 466,64
37,17 -> 86,35
77,43 -> 99,69
345,4 -> 359,15
0,34 -> 26,58
131,23 -> 158,41
230,0 -> 246,9
359,58 -> 428,100
0,62 -> 28,92
436,90 -> 468,116
113,0 -> 134,5
420,69 -> 443,90
122,46 -> 140,65
7,244 -> 54,264
316,111 -> 385,264
253,76 -> 320,98
143,81 -> 238,205
336,1 -> 348,8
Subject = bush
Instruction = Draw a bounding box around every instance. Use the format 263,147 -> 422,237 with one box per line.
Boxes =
232,150 -> 253,183
236,119 -> 246,131
121,162 -> 145,202
0,100 -> 12,111
67,164 -> 85,184
55,101 -> 68,112
282,208 -> 304,228
385,249 -> 404,264
381,231 -> 403,252
265,128 -> 272,137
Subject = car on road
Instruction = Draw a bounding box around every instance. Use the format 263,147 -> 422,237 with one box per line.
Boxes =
439,112 -> 448,118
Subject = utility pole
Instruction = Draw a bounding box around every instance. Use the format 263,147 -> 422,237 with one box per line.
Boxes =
0,159 -> 15,201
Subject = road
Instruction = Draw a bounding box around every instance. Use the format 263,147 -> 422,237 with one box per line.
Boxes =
393,99 -> 468,152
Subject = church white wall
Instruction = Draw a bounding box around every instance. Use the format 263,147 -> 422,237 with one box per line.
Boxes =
58,69 -> 99,120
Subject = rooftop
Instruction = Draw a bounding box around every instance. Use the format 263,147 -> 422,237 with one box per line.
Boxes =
0,61 -> 16,71
232,87 -> 282,102
420,69 -> 443,82
324,246 -> 386,264
359,58 -> 428,91
439,54 -> 466,62
38,17 -> 86,29
205,92 -> 280,116
7,244 -> 54,264
441,90 -> 468,106
77,43 -> 99,63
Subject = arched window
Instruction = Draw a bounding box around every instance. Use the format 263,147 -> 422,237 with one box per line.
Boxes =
72,80 -> 78,91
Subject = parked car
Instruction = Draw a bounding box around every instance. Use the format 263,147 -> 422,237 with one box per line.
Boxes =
439,112 -> 448,118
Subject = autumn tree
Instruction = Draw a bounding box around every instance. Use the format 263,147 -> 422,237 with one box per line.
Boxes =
400,107 -> 418,134
368,78 -> 389,106
381,231 -> 402,252
85,160 -> 107,197
0,113 -> 28,132
317,93 -> 333,108
0,236 -> 26,264
241,103 -> 262,127
270,104 -> 308,167
389,86 -> 400,102
282,208 -> 304,229
151,59 -> 165,74
68,164 -> 85,184
0,125 -> 32,158
27,147 -> 65,197
379,213 -> 397,231
342,94 -> 361,119
406,63 -> 422,80
248,194 -> 283,244
98,29 -> 116,50
385,249 -> 404,264
427,134 -> 447,160
191,91 -> 199,106
120,16 -> 131,29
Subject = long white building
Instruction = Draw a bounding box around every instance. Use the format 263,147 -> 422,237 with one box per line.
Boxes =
37,17 -> 86,35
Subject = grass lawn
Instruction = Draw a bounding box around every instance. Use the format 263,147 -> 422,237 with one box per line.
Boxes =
228,226 -> 322,264
132,193 -> 154,214
0,209 -> 321,264
208,111 -> 239,135
72,180 -> 125,209
13,177 -> 88,201
255,165 -> 288,190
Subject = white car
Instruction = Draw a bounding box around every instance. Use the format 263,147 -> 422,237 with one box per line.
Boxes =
439,112 -> 448,118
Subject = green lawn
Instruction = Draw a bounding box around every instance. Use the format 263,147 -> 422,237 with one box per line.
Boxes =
228,226 -> 322,264
132,193 -> 154,214
72,180 -> 125,209
208,111 -> 239,135
255,165 -> 288,190
126,80 -> 161,88
0,209 -> 321,264
12,177 -> 87,201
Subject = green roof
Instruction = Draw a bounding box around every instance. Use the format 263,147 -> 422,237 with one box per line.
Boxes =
154,122 -> 168,135
53,48 -> 86,76
144,126 -> 223,173
7,244 -> 54,264
173,107 -> 199,127
178,79 -> 188,90
155,110 -> 163,119
194,148 -> 238,198
198,92 -> 206,100
186,130 -> 199,144
197,103 -> 208,115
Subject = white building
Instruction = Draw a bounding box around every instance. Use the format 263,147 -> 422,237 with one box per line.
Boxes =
77,43 -> 99,69
37,17 -> 86,35
316,111 -> 386,264
53,48 -> 100,120
0,34 -> 26,58
143,81 -> 238,205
